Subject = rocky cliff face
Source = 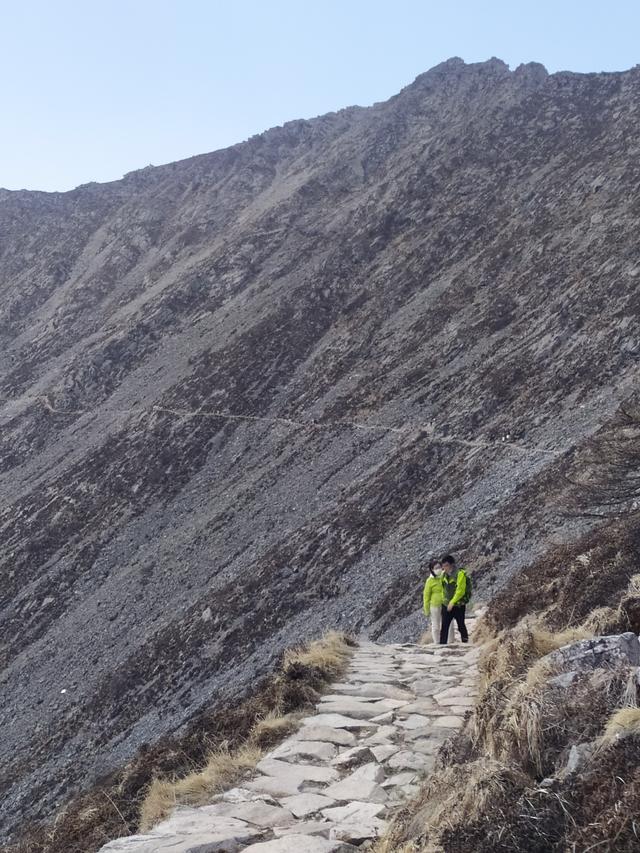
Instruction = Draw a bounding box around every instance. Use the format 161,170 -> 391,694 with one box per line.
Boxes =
2,57 -> 640,840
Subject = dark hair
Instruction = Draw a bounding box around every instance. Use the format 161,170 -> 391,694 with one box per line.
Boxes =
441,554 -> 456,566
428,559 -> 438,577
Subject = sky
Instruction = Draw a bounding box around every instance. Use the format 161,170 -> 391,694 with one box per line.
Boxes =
1,0 -> 639,192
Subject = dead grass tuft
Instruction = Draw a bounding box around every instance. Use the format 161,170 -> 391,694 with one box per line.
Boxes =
140,743 -> 262,829
602,707 -> 640,743
419,630 -> 433,645
628,573 -> 640,595
581,605 -> 622,634
478,619 -> 590,692
468,614 -> 495,645
249,712 -> 301,749
138,780 -> 175,833
374,759 -> 529,853
282,629 -> 354,681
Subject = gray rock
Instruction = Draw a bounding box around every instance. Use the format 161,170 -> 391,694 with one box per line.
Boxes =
271,740 -> 337,763
331,746 -> 375,769
242,835 -> 358,852
324,801 -> 388,843
280,793 -> 336,818
324,763 -> 388,803
546,633 -> 640,670
370,744 -> 398,762
318,699 -> 386,719
331,683 -> 414,701
8,60 -> 640,844
272,820 -> 334,838
99,817 -> 260,852
296,727 -> 357,746
304,714 -> 378,730
321,801 -> 386,822
381,771 -> 418,788
433,715 -> 464,728
548,671 -> 578,689
215,788 -> 279,805
562,741 -> 595,776
386,750 -> 435,772
209,801 -> 296,828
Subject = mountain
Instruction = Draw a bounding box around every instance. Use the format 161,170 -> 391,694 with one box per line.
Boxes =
2,56 -> 640,841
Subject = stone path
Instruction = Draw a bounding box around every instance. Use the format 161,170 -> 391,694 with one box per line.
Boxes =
101,613 -> 480,852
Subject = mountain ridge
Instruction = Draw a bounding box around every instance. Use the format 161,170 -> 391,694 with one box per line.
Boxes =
2,57 -> 640,842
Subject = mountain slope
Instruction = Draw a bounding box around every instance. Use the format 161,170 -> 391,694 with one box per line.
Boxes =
2,57 -> 640,840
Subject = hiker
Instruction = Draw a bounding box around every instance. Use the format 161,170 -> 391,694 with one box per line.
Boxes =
423,560 -> 454,644
440,555 -> 470,644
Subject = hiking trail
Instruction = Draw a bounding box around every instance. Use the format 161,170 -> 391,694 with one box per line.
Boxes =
101,613 -> 481,852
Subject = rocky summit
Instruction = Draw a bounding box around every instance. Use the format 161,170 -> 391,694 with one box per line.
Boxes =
1,57 -> 640,841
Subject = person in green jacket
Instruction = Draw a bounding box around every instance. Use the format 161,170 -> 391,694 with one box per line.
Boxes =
423,560 -> 454,644
440,555 -> 470,644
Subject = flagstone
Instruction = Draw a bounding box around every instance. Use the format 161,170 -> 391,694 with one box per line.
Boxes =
256,758 -> 338,784
302,713 -> 378,730
243,835 -> 358,852
397,714 -> 432,730
324,763 -> 388,804
433,715 -> 465,728
280,793 -> 337,818
296,726 -> 357,746
434,695 -> 476,707
273,820 -> 334,838
386,750 -> 434,772
271,740 -> 338,763
381,771 -> 418,788
331,746 -> 375,769
370,744 -> 398,762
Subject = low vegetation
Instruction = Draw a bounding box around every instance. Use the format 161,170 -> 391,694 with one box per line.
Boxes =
375,603 -> 640,853
7,631 -> 354,853
139,743 -> 263,830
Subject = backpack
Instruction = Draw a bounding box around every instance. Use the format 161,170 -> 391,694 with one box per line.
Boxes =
459,568 -> 472,605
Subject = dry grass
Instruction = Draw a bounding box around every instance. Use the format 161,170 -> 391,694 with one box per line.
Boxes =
282,629 -> 353,680
581,605 -> 621,634
138,630 -> 354,832
478,619 -> 591,691
419,630 -> 433,645
374,759 -> 529,853
139,743 -> 262,830
628,573 -> 640,595
249,711 -> 301,749
471,621 -> 603,776
468,613 -> 495,645
602,708 -> 640,743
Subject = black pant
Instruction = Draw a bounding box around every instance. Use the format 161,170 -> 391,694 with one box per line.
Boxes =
440,604 -> 468,644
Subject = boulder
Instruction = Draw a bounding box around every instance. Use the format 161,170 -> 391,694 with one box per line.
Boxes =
545,633 -> 640,671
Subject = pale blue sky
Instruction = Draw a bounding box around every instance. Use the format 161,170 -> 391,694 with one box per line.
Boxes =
1,0 -> 638,192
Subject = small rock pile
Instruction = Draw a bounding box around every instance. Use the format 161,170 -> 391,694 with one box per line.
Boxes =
101,614 -> 480,852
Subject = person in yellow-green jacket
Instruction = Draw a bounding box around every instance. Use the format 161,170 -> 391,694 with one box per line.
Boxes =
423,560 -> 454,644
440,554 -> 470,644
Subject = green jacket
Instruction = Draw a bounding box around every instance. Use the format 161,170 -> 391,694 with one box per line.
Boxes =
442,568 -> 468,607
423,575 -> 444,613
